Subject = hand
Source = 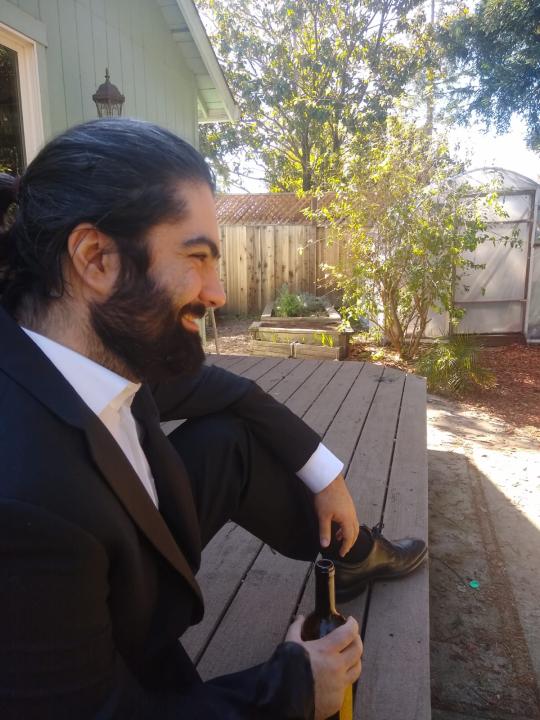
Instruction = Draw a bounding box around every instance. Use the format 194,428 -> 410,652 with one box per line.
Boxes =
313,473 -> 360,557
286,615 -> 363,720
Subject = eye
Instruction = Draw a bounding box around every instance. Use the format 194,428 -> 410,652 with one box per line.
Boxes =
190,252 -> 208,261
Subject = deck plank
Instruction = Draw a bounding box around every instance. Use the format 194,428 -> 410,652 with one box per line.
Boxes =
194,358 -> 384,677
181,523 -> 263,662
319,362 -> 385,466
182,356 -> 429,718
222,355 -> 267,375
240,356 -> 285,381
196,545 -> 310,678
185,357 -> 340,668
302,362 -> 376,440
207,354 -> 249,370
343,366 -> 406,527
285,360 -> 343,417
296,365 -> 407,671
255,358 -> 308,392
266,360 -> 322,404
356,373 -> 430,720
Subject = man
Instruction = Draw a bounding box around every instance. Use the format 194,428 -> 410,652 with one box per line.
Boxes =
0,119 -> 426,719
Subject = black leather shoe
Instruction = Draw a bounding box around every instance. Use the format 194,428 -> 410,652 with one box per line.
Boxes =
331,523 -> 428,602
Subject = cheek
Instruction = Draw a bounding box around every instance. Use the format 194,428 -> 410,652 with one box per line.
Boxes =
162,264 -> 203,307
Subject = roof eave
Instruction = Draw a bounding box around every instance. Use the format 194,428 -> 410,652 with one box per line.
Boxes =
175,0 -> 239,123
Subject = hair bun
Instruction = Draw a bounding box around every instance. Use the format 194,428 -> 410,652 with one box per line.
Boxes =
0,173 -> 20,231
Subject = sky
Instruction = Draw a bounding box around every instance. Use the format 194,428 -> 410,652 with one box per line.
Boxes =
450,116 -> 540,184
200,1 -> 540,193
236,115 -> 540,194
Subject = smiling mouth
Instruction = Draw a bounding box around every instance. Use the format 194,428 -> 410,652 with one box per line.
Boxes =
180,312 -> 204,333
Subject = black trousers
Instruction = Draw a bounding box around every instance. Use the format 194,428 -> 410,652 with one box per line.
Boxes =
167,413 -> 371,719
167,413 -> 324,719
168,412 -> 321,561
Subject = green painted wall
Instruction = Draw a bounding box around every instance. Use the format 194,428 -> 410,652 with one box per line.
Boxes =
3,0 -> 198,146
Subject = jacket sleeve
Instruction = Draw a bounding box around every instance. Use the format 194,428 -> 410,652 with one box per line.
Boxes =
0,499 -> 314,720
151,365 -> 321,474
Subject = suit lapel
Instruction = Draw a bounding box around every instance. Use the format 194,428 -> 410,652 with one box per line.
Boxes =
84,413 -> 203,613
0,308 -> 203,617
132,387 -> 202,571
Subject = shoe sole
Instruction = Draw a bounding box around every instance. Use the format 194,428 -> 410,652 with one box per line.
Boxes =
335,548 -> 429,603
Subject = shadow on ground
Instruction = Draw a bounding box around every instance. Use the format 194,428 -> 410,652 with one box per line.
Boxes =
429,446 -> 540,720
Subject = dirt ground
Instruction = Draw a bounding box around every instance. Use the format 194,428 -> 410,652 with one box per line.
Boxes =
428,399 -> 540,720
208,315 -> 540,719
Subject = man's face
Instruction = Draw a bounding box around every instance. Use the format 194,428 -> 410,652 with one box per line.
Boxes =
90,181 -> 226,382
146,181 -> 225,332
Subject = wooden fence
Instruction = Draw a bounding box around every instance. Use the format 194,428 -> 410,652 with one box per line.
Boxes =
219,224 -> 343,315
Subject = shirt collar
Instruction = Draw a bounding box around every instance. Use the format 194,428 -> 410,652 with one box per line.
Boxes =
22,328 -> 141,418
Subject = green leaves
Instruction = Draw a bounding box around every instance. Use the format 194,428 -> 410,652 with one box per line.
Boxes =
198,0 -> 426,190
274,285 -> 324,317
415,335 -> 496,396
316,117 -> 509,359
440,0 -> 540,151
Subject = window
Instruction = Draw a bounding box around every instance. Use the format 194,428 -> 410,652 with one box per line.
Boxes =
0,23 -> 44,171
0,43 -> 25,173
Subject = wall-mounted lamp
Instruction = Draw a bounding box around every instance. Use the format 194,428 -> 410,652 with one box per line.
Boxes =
92,68 -> 125,118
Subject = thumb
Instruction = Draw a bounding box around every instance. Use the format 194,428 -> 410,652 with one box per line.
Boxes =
285,614 -> 305,643
319,514 -> 332,549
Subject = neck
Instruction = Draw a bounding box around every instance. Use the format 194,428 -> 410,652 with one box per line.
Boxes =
18,296 -> 140,382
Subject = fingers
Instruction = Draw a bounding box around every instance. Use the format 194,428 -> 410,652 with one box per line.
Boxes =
339,630 -> 363,668
318,616 -> 360,652
346,658 -> 363,684
285,615 -> 305,644
337,517 -> 360,557
319,514 -> 332,549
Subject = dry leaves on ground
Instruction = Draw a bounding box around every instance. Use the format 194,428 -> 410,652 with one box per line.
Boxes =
461,344 -> 540,439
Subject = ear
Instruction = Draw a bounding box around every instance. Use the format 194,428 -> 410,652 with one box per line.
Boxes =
66,223 -> 120,299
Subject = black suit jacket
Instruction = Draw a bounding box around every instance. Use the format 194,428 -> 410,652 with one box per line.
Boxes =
0,307 -> 319,719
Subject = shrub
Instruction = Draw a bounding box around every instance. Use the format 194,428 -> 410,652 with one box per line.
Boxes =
415,334 -> 496,396
313,117 -> 517,360
275,288 -> 304,317
274,286 -> 324,317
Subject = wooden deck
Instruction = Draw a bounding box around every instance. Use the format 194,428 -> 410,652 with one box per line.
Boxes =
181,355 -> 430,720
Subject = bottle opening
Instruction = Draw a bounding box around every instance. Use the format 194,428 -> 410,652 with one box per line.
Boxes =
315,558 -> 335,574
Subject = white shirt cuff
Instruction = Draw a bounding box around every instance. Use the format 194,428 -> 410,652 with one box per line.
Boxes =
296,443 -> 344,493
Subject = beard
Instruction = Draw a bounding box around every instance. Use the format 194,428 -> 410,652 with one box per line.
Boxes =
89,271 -> 206,383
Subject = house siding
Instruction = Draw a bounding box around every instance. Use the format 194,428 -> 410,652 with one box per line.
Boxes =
2,0 -> 198,146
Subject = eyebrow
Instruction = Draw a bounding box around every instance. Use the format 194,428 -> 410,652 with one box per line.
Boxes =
182,235 -> 221,260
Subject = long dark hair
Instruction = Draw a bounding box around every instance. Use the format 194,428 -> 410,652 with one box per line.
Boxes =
0,118 -> 214,316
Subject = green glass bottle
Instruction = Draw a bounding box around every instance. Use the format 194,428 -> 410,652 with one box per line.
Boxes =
301,559 -> 354,720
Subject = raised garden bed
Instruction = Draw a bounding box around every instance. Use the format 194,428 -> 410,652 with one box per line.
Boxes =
249,299 -> 353,360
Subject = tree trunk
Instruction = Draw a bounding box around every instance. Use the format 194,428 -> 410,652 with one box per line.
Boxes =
301,130 -> 312,191
383,291 -> 404,353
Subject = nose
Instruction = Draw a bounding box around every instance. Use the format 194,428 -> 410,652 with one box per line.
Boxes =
200,266 -> 226,310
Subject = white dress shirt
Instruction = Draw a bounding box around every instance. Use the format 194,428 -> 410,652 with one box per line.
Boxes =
22,329 -> 343,502
23,328 -> 159,506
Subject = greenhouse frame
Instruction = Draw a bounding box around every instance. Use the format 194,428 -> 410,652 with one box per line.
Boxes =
426,167 -> 540,343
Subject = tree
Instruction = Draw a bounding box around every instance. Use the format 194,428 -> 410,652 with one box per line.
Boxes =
199,0 -> 426,191
317,117 -> 508,359
439,0 -> 540,151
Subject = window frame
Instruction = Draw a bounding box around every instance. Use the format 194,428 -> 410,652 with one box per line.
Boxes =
0,22 -> 44,166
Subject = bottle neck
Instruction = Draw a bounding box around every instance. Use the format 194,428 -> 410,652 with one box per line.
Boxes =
314,563 -> 337,616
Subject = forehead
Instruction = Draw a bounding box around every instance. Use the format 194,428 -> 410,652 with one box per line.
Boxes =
172,181 -> 218,237
147,181 -> 219,252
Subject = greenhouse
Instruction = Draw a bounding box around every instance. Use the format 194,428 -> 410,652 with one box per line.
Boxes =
426,167 -> 540,343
